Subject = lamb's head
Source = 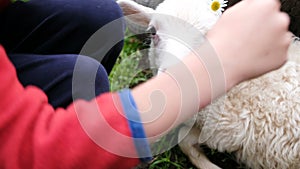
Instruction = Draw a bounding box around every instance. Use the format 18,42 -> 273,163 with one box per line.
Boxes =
118,0 -> 227,72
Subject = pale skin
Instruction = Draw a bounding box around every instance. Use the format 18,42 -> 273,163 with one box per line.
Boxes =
131,0 -> 291,140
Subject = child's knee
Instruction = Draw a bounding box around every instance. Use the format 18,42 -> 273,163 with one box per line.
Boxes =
72,55 -> 110,101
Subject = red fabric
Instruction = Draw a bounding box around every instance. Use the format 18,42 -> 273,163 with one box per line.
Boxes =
0,0 -> 10,11
0,45 -> 140,168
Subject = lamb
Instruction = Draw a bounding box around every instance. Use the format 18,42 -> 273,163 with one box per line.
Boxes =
117,0 -> 300,168
118,0 -> 225,72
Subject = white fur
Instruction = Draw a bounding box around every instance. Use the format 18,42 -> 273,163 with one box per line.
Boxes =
118,0 -> 300,168
192,41 -> 300,169
118,0 -> 220,71
150,0 -> 220,71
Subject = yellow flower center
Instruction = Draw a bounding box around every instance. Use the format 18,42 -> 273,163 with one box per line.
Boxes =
211,1 -> 221,11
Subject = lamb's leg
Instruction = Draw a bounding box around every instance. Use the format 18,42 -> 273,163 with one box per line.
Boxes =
178,126 -> 221,169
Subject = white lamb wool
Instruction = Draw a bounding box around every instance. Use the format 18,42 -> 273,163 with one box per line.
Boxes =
148,0 -> 224,71
193,48 -> 300,169
117,0 -> 300,168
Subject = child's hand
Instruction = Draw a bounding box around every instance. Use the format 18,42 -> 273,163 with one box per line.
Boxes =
207,0 -> 291,88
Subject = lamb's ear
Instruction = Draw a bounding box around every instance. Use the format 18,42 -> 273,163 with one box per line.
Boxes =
117,0 -> 155,28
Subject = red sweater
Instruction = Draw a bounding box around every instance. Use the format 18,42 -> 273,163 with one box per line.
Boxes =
0,45 -> 151,168
0,0 -> 10,11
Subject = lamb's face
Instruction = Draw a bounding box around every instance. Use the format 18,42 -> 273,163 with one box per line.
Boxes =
148,0 -> 227,71
117,0 -> 227,72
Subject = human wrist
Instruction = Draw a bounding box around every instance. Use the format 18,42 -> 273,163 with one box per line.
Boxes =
206,33 -> 242,91
118,89 -> 153,162
179,40 -> 229,108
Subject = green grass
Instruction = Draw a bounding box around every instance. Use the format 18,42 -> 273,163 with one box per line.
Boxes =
109,34 -> 151,91
108,32 -> 246,169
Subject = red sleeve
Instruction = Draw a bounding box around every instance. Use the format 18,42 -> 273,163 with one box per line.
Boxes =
0,0 -> 10,11
0,45 -> 140,168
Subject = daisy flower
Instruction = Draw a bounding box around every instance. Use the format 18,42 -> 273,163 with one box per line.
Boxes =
209,0 -> 228,16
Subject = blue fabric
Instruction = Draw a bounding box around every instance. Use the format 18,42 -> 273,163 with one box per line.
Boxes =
118,89 -> 153,163
0,0 -> 125,108
10,53 -> 110,108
